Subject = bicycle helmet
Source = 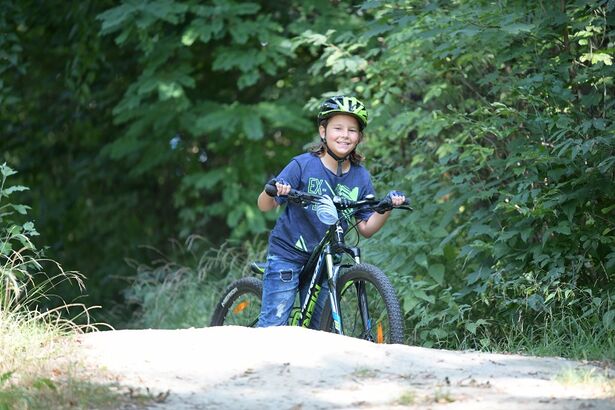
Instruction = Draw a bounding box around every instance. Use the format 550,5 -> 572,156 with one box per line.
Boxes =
317,95 -> 368,130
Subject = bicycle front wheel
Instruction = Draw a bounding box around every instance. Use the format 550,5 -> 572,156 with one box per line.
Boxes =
210,277 -> 262,327
320,264 -> 405,344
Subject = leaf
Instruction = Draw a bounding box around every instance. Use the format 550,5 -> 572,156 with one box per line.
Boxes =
527,294 -> 546,312
0,242 -> 12,255
96,3 -> 138,34
241,113 -> 263,140
414,289 -> 435,304
238,71 -> 260,89
465,321 -> 478,335
553,223 -> 571,235
469,224 -> 495,238
2,185 -> 28,195
182,170 -> 225,190
603,310 -> 615,330
580,52 -> 613,66
0,163 -> 17,178
11,204 -> 29,215
32,377 -> 57,390
501,22 -> 534,35
428,264 -> 445,284
415,253 -> 428,268
0,371 -> 14,385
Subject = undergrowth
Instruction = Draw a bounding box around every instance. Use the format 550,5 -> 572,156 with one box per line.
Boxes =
123,235 -> 266,329
0,162 -> 134,409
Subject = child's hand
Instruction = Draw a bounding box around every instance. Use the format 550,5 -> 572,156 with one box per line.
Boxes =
388,191 -> 406,207
375,191 -> 406,214
275,179 -> 291,196
265,178 -> 291,197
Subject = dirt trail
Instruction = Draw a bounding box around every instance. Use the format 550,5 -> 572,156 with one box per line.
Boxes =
77,326 -> 614,409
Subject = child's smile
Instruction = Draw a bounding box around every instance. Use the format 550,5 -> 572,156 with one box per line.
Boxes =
320,114 -> 361,158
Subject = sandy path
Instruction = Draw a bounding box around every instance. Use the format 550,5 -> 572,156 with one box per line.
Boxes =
77,326 -> 614,409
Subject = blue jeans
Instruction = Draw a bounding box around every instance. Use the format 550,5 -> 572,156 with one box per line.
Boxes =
257,254 -> 329,329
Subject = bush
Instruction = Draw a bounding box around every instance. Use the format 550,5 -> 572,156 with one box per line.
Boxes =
353,1 -> 615,359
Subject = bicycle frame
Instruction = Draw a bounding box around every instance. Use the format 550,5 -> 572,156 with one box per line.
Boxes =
289,212 -> 362,334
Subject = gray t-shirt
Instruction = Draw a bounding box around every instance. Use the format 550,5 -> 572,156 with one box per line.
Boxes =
268,152 -> 375,264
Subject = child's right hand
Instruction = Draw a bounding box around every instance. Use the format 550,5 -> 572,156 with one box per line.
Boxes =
265,178 -> 291,197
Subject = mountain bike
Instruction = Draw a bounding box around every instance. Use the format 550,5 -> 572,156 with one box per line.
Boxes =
210,183 -> 411,344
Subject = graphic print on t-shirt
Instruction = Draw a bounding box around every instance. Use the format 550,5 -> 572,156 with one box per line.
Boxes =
295,235 -> 308,252
307,178 -> 360,220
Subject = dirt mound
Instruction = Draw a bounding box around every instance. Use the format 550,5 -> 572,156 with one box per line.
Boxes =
78,326 -> 614,409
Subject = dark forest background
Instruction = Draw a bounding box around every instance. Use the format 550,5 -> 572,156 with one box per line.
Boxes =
1,0 -> 613,358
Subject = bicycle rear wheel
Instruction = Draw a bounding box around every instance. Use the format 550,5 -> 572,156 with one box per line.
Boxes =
320,263 -> 405,344
210,277 -> 262,327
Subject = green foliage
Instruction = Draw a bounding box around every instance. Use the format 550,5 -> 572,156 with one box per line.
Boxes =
0,163 -> 36,260
123,236 -> 265,329
96,0 -> 323,242
0,163 -> 95,327
345,0 -> 615,358
1,162 -> 42,309
0,163 -> 124,410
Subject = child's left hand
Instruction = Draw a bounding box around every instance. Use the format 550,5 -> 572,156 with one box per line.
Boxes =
388,190 -> 406,207
375,190 -> 406,214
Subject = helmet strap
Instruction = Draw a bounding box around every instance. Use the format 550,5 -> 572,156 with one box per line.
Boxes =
322,137 -> 348,177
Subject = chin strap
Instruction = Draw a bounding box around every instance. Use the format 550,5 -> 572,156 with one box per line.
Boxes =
325,146 -> 347,177
322,138 -> 349,177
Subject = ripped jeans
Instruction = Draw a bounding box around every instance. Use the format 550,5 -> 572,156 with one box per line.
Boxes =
257,254 -> 328,329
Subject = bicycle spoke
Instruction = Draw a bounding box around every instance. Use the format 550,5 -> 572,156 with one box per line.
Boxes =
227,296 -> 260,326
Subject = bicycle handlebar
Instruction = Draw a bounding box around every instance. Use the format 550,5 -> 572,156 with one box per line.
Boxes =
265,182 -> 412,212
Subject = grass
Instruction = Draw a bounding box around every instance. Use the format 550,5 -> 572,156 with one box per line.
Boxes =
395,390 -> 415,405
0,307 -> 142,410
0,163 -> 149,408
351,367 -> 378,379
454,303 -> 615,364
0,250 -> 144,409
555,367 -> 615,397
486,314 -> 615,363
123,236 -> 266,329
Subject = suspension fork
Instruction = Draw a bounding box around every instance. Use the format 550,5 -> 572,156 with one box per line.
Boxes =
347,249 -> 373,340
356,280 -> 373,341
327,245 -> 364,336
325,244 -> 343,335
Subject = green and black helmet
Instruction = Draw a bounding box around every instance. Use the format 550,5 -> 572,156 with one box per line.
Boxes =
317,95 -> 368,130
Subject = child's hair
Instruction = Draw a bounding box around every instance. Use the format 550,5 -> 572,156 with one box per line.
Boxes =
308,118 -> 365,164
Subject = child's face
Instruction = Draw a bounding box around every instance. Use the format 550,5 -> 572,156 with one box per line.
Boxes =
319,114 -> 361,158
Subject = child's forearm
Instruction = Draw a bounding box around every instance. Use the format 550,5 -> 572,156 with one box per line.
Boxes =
357,211 -> 391,238
257,191 -> 278,212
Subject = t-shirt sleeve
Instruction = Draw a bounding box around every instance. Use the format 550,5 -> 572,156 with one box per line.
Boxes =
355,171 -> 376,222
274,158 -> 302,205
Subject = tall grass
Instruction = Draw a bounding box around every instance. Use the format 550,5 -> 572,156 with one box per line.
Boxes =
123,235 -> 266,329
0,162 -> 132,409
0,301 -> 121,410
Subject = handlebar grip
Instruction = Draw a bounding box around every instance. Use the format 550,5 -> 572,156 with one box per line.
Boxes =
265,183 -> 278,197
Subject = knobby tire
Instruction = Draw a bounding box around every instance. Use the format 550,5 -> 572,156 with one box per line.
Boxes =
320,263 -> 405,344
210,277 -> 263,327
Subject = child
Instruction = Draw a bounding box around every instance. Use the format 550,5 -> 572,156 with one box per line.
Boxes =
256,95 -> 405,328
